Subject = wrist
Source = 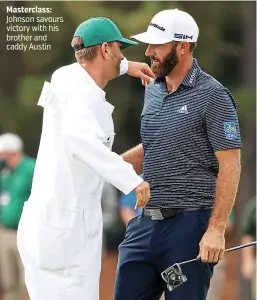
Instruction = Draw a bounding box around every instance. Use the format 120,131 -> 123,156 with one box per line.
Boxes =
119,57 -> 128,76
207,219 -> 227,234
121,153 -> 128,162
127,60 -> 135,76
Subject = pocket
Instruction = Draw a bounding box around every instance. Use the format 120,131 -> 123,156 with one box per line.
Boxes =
197,209 -> 212,236
35,204 -> 84,271
203,262 -> 215,279
127,216 -> 137,228
123,216 -> 138,241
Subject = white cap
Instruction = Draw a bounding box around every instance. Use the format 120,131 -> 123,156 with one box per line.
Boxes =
0,133 -> 23,153
131,9 -> 199,44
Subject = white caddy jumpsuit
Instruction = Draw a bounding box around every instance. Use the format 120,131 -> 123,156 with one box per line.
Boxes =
17,59 -> 143,300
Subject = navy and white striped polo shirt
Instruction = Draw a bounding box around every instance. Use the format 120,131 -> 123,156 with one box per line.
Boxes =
141,59 -> 242,209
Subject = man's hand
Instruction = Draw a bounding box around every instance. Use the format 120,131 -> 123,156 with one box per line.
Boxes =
127,61 -> 155,85
198,228 -> 225,263
133,181 -> 150,209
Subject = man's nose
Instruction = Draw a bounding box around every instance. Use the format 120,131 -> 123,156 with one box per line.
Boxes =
145,45 -> 154,57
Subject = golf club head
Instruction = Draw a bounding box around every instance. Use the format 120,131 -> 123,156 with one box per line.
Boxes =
160,241 -> 257,292
161,263 -> 187,291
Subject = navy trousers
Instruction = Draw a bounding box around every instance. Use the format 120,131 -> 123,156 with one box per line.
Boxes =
113,209 -> 215,300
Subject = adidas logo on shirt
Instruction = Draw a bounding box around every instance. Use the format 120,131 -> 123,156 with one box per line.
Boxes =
177,105 -> 188,114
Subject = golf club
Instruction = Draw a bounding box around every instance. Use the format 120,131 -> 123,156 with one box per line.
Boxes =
161,241 -> 257,292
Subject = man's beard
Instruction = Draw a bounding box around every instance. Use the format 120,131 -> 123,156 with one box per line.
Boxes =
151,43 -> 178,77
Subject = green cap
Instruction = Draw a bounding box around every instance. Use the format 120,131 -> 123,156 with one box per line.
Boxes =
73,17 -> 138,50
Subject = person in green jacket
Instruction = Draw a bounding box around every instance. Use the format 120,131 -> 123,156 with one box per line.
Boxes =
0,133 -> 35,300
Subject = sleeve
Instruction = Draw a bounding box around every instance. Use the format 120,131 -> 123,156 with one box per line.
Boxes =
119,57 -> 128,76
119,191 -> 137,209
60,92 -> 143,195
204,87 -> 242,152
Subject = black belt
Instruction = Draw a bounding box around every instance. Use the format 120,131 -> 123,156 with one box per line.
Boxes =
142,207 -> 211,220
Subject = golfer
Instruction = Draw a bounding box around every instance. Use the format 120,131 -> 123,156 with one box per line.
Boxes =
114,9 -> 242,300
17,17 -> 153,300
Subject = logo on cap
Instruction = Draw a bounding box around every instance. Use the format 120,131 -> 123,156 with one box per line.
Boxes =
174,33 -> 193,40
149,22 -> 165,32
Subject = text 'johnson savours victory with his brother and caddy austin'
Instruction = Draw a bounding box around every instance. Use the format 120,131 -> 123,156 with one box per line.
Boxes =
5,6 -> 64,51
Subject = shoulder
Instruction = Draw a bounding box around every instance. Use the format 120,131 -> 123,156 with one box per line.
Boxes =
197,71 -> 237,108
51,64 -> 98,113
143,80 -> 163,107
145,79 -> 161,96
50,63 -> 78,85
197,70 -> 224,92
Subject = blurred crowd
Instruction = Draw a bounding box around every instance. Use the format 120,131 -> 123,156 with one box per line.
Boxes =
0,132 -> 256,300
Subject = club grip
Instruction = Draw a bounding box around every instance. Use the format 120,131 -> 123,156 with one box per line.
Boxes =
180,241 -> 257,266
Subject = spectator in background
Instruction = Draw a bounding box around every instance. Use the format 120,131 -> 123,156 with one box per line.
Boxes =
101,181 -> 124,252
241,197 -> 256,300
0,133 -> 35,300
119,189 -> 142,226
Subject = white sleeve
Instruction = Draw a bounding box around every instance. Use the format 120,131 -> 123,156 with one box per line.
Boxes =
119,57 -> 128,76
60,92 -> 143,195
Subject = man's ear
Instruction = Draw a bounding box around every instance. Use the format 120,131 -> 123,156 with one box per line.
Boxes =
100,42 -> 110,59
179,42 -> 190,55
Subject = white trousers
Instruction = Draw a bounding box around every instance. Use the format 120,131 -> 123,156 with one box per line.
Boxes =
17,201 -> 103,300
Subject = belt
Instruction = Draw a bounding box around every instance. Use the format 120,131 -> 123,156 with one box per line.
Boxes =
142,207 -> 211,220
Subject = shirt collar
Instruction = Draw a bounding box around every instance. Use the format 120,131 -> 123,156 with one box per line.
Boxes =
181,58 -> 200,87
154,58 -> 201,88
